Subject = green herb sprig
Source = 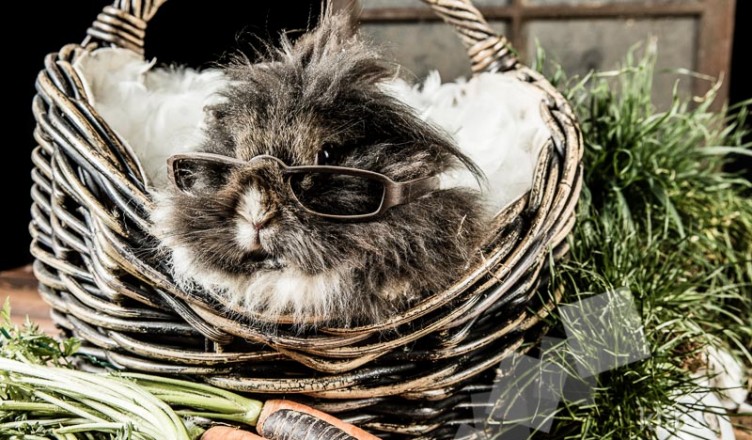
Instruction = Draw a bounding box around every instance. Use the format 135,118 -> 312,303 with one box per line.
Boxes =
0,299 -> 262,439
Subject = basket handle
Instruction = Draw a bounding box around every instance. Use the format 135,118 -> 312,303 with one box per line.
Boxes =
420,0 -> 518,72
84,0 -> 518,72
83,0 -> 166,54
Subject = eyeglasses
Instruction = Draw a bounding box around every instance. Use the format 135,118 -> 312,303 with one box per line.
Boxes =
167,153 -> 439,220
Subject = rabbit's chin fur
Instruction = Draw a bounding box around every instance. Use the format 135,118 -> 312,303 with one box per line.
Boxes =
167,242 -> 350,326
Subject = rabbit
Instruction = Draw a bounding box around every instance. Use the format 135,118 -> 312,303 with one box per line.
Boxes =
151,9 -> 488,328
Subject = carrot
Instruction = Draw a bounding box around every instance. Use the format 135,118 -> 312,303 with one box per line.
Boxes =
257,399 -> 381,440
202,426 -> 267,440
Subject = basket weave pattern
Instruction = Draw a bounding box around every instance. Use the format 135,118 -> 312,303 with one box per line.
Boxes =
29,0 -> 583,438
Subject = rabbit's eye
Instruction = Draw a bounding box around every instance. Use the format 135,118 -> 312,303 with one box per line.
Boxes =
171,157 -> 233,195
316,143 -> 339,165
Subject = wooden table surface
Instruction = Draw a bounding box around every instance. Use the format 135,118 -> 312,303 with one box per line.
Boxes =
1,265 -> 57,335
1,265 -> 750,436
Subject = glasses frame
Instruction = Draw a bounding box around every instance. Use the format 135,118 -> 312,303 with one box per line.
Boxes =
167,153 -> 439,220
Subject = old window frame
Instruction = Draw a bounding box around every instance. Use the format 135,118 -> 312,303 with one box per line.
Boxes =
356,0 -> 736,109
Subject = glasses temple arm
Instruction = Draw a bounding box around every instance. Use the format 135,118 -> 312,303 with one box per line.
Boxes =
390,175 -> 441,207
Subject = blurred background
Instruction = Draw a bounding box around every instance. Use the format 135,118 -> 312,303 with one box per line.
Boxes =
5,0 -> 749,270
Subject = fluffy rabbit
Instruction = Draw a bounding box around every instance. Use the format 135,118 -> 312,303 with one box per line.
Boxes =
152,10 -> 487,327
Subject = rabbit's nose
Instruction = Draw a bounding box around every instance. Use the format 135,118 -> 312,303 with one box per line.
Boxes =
236,219 -> 267,254
238,208 -> 275,230
251,213 -> 274,232
236,186 -> 278,254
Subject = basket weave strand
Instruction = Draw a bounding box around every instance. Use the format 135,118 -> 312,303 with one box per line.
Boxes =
422,0 -> 518,72
29,1 -> 583,438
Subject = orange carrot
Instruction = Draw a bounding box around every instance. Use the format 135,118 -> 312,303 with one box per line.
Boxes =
202,426 -> 267,440
257,399 -> 381,440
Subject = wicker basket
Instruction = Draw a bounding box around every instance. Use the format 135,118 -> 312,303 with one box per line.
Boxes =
29,0 -> 583,438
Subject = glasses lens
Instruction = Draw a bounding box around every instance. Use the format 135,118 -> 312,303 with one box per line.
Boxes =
289,172 -> 385,216
172,157 -> 233,194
